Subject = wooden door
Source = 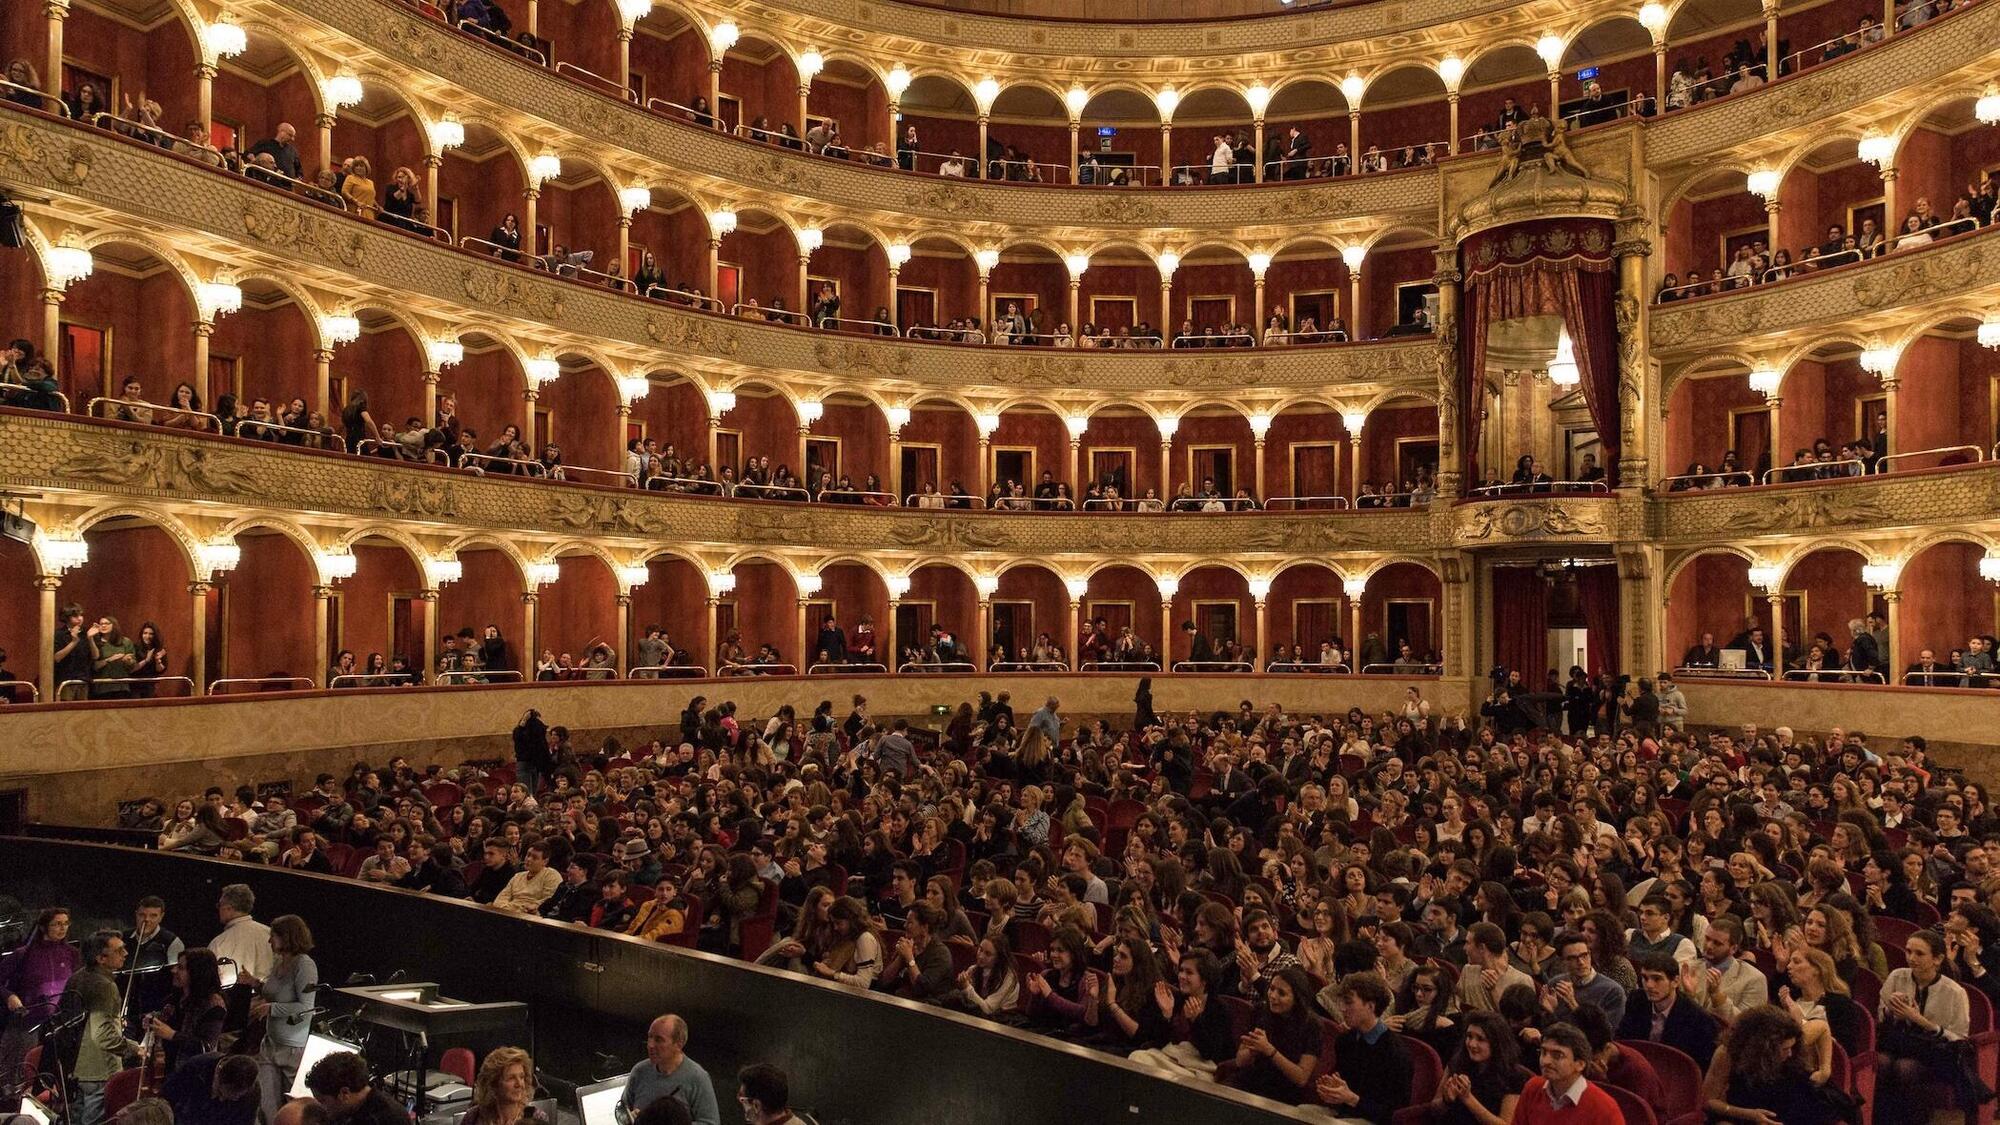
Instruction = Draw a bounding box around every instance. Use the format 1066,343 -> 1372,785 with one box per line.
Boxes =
992,601 -> 1033,660
392,595 -> 422,672
1387,600 -> 1433,657
58,322 -> 108,406
1192,447 -> 1235,495
1730,407 -> 1771,477
716,264 -> 741,312
1090,298 -> 1136,332
806,438 -> 840,483
1293,599 -> 1337,651
897,288 -> 935,330
900,444 -> 940,496
1291,443 -> 1338,504
1089,449 -> 1133,496
894,602 -> 934,661
1190,297 -> 1232,331
1197,602 -> 1238,644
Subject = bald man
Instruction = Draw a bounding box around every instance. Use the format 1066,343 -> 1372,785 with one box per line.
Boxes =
273,1098 -> 331,1125
615,1015 -> 719,1125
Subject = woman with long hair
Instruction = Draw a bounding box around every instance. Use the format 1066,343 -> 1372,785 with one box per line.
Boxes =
1798,903 -> 1865,986
950,932 -> 1019,1016
1703,1004 -> 1842,1124
1429,1009 -> 1532,1125
1784,944 -> 1867,1075
1229,965 -> 1320,1103
812,897 -> 883,989
145,946 -> 226,1074
1024,925 -> 1092,1030
1081,936 -> 1168,1049
462,1046 -> 546,1125
1294,897 -> 1348,982
253,915 -> 318,1121
757,885 -> 836,972
1391,964 -> 1462,1060
1876,928 -> 1973,1125
1130,950 -> 1234,1078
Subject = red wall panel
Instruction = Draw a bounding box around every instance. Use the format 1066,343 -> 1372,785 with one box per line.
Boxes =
221,532 -> 317,680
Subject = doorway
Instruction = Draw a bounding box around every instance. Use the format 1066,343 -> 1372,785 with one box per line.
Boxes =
992,600 -> 1034,660
1189,446 -> 1235,495
991,447 -> 1035,492
900,442 -> 941,496
1290,442 -> 1339,505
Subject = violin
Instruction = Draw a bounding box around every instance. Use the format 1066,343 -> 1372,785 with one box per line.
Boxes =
137,1008 -> 167,1098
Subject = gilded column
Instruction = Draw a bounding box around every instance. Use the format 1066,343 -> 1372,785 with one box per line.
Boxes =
888,433 -> 903,500
192,321 -> 213,400
196,62 -> 216,137
424,154 -> 443,227
522,387 -> 539,454
616,594 -> 631,676
618,27 -> 635,91
1618,547 -> 1663,679
313,348 -> 333,418
1764,0 -> 1781,76
42,289 -> 64,380
1766,591 -> 1786,676
1253,599 -> 1267,670
708,61 -> 722,126
523,188 -> 541,260
886,598 -> 900,672
314,112 -> 334,176
1439,553 -> 1473,683
1252,119 -> 1265,181
42,0 -> 66,100
189,581 -> 212,695
1254,438 -> 1267,501
704,597 -> 718,673
1613,220 -> 1653,488
797,599 -> 811,670
522,591 -> 540,664
797,255 -> 811,320
420,590 -> 439,680
1432,249 -> 1463,500
1446,94 -> 1460,156
36,575 -> 59,701
1653,45 -> 1668,110
1346,111 -> 1360,171
421,371 -> 440,423
1067,277 -> 1080,331
976,114 -> 989,178
1882,589 -> 1902,681
313,585 -> 332,685
1066,600 -> 1081,670
1158,599 -> 1174,668
977,598 -> 992,671
707,236 -> 721,302
617,216 -> 633,280
1159,123 -> 1172,183
1879,167 -> 1900,243
1880,375 -> 1900,457
1068,121 -> 1079,182
888,267 -> 902,330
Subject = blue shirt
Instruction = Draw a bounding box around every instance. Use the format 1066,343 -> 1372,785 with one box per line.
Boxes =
617,1056 -> 720,1125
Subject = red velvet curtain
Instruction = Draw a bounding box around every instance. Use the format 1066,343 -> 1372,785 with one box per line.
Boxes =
1459,219 -> 1620,486
1578,564 -> 1622,676
1491,567 -> 1549,683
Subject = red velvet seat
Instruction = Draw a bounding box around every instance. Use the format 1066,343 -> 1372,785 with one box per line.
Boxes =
1617,1038 -> 1705,1125
440,1047 -> 476,1085
103,1068 -> 143,1119
1603,1082 -> 1662,1125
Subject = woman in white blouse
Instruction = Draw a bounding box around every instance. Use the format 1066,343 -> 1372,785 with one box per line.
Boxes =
1875,928 -> 1971,1124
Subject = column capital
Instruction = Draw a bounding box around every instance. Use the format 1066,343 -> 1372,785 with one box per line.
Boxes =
521,591 -> 540,605
618,24 -> 635,41
618,403 -> 633,418
618,214 -> 633,230
188,580 -> 214,596
195,61 -> 218,80
33,574 -> 63,592
1764,198 -> 1782,216
1880,589 -> 1902,603
708,59 -> 723,73
43,0 -> 70,19
191,319 -> 214,339
421,370 -> 441,385
1880,376 -> 1901,393
312,347 -> 334,363
41,287 -> 65,305
313,112 -> 336,130
312,584 -> 333,599
424,152 -> 443,169
524,387 -> 540,403
1878,166 -> 1899,182
523,185 -> 543,201
617,594 -> 633,607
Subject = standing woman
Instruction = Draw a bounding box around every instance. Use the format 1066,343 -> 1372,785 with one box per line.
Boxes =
0,907 -> 79,1018
129,623 -> 169,698
251,914 -> 318,1122
146,947 -> 226,1075
461,1046 -> 547,1125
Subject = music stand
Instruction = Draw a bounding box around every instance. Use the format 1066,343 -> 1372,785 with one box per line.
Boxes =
333,984 -> 529,1115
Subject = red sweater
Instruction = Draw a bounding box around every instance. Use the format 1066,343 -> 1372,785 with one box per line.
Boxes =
1510,1076 -> 1623,1125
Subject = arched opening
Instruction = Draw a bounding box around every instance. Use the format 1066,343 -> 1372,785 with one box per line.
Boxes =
1167,566 -> 1251,669
1361,228 -> 1444,339
1665,550 -> 1756,669
895,234 -> 977,336
626,184 -> 708,303
896,74 -> 979,176
217,528 -> 317,684
542,0 -> 624,92
628,7 -> 709,116
1267,562 -> 1348,666
719,380 -> 803,494
1263,236 -> 1351,340
0,536 -> 38,698
716,206 -> 801,320
1164,246 -> 1251,344
1459,46 -> 1546,151
1775,546 -> 1882,681
1076,405 -> 1165,507
808,392 -> 891,499
444,332 -> 528,467
533,160 -> 624,284
1659,166 -> 1760,296
1170,86 -> 1253,185
1490,557 -> 1621,684
895,396 -> 979,503
627,554 -> 706,673
1663,363 -> 1771,484
809,57 -> 890,157
627,372 -> 711,486
208,277 -> 321,437
327,82 -> 430,230
1662,0 -> 1768,112
988,243 -> 1066,340
717,35 -> 799,144
436,546 -> 528,679
901,563 -> 977,668
1899,540 -> 1998,681
214,28 -> 324,180
992,563 -> 1068,668
1360,395 -> 1442,503
1078,564 -> 1164,669
538,553 -> 619,672
541,354 -> 623,477
809,222 -> 889,333
61,518 -> 195,698
345,308 -> 428,450
719,559 -> 798,670
1898,97 -> 2000,239
327,536 -> 427,680
987,84 -> 1068,183
988,403 -> 1072,506
32,0 -> 197,144
1357,66 -> 1450,166
57,240 -> 195,411
1558,17 -> 1656,126
1075,245 -> 1164,343
438,121 -> 528,260
1264,78 -> 1346,179
1165,405 -> 1252,504
1773,341 -> 1881,480
810,563 -> 888,670
1263,401 -> 1346,507
1077,87 -> 1164,185
1785,135 -> 1888,277
1358,562 -> 1444,669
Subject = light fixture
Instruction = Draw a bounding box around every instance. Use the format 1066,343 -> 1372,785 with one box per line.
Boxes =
795,574 -> 823,598
707,389 -> 737,415
886,575 -> 912,600
201,18 -> 246,59
1980,311 -> 2000,349
427,115 -> 465,152
1064,414 -> 1089,439
706,20 -> 739,54
1981,553 -> 2000,583
797,50 -> 824,83
886,242 -> 912,267
616,374 -> 651,403
527,151 -> 562,186
323,72 -> 363,111
1746,563 -> 1783,591
1978,84 -> 2000,126
705,569 -> 737,596
1341,245 -> 1367,271
1339,73 -> 1366,106
1748,366 -> 1783,397
1155,575 -> 1180,599
197,279 -> 243,319
1342,576 -> 1368,600
796,226 -> 823,254
1342,409 -> 1368,434
45,242 -> 93,288
1063,253 -> 1091,278
1247,577 -> 1271,601
199,542 -> 243,576
1155,415 -> 1180,440
426,556 -> 464,588
617,186 -> 652,215
1859,345 -> 1901,377
1637,1 -> 1669,35
319,314 -> 361,346
1156,249 -> 1180,277
524,356 -> 560,387
1248,412 -> 1272,439
975,412 -> 1001,437
973,77 -> 1001,113
314,549 -> 357,582
885,405 -> 911,432
1861,562 -> 1901,590
1154,86 -> 1181,120
1065,85 -> 1090,118
974,574 -> 1000,599
885,65 -> 912,100
1746,168 -> 1781,199
616,0 -> 651,21
1246,251 -> 1272,277
1546,327 -> 1580,387
1437,56 -> 1465,90
706,208 -> 737,237
617,564 -> 650,589
1534,35 -> 1566,69
526,561 -> 561,588
426,338 -> 464,369
38,535 -> 88,575
797,399 -> 825,425
1857,131 -> 1896,168
1063,577 -> 1089,601
974,248 -> 1001,273
1245,83 -> 1272,119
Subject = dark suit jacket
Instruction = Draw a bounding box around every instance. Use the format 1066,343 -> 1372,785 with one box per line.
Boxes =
1616,991 -> 1719,1069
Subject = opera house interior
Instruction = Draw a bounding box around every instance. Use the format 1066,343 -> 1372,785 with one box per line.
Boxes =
0,0 -> 1998,1118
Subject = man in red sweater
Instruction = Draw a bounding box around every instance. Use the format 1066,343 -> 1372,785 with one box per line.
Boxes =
1512,1023 -> 1623,1124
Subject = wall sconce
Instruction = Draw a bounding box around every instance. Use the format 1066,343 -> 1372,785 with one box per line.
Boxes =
426,556 -> 464,588
1155,575 -> 1180,599
617,565 -> 650,589
1153,86 -> 1181,120
1748,366 -> 1782,397
526,561 -> 561,588
797,400 -> 825,426
1063,577 -> 1089,602
616,375 -> 651,403
1980,312 -> 2000,350
974,248 -> 1000,273
1637,2 -> 1669,37
1065,85 -> 1090,119
1980,553 -> 2000,583
319,314 -> 360,347
426,338 -> 464,369
1745,168 -> 1781,199
524,356 -> 560,387
322,72 -> 363,112
705,209 -> 737,237
1245,83 -> 1272,119
616,0 -> 652,20
795,574 -> 823,599
707,20 -> 739,54
1064,414 -> 1089,439
706,569 -> 737,596
975,412 -> 1001,437
1341,245 -> 1367,271
886,242 -> 912,268
1339,73 -> 1366,106
1247,578 -> 1271,602
974,574 -> 1000,599
1342,409 -> 1368,434
427,115 -> 465,152
1155,415 -> 1180,440
1857,131 -> 1896,168
38,535 -> 88,575
1246,252 -> 1272,278
201,18 -> 246,59
1746,563 -> 1783,591
886,575 -> 912,600
797,50 -> 824,83
707,389 -> 737,415
1437,56 -> 1465,91
1342,576 -> 1368,600
527,151 -> 562,187
1861,562 -> 1901,590
1248,412 -> 1272,440
197,279 -> 243,320
885,405 -> 911,432
885,65 -> 912,100
1978,84 -> 2000,126
1063,252 -> 1091,278
1534,35 -> 1566,70
1859,345 -> 1901,377
973,77 -> 1001,113
618,186 -> 652,216
1156,249 -> 1180,277
796,227 -> 824,254
45,240 -> 94,289
314,548 -> 357,582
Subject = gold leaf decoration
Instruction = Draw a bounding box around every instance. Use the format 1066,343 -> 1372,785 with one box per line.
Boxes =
812,339 -> 910,378
645,315 -> 742,357
242,203 -> 366,268
0,123 -> 90,185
